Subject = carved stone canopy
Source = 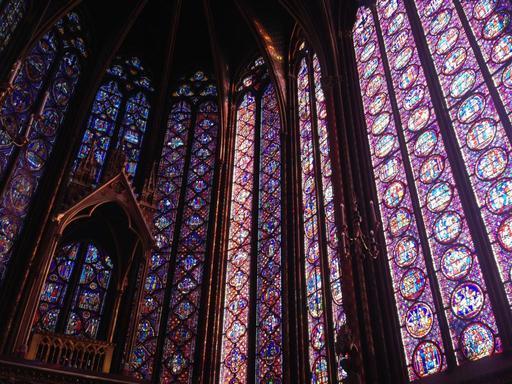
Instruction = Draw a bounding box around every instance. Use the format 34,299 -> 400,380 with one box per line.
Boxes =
54,171 -> 155,252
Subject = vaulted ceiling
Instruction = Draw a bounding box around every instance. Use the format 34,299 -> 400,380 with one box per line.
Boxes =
23,0 -> 360,91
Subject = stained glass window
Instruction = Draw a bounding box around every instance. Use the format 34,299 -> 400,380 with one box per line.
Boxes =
0,12 -> 86,284
128,71 -> 219,383
219,58 -> 284,384
74,57 -> 152,182
352,0 -> 512,380
34,241 -> 113,340
295,44 -> 346,383
0,0 -> 26,53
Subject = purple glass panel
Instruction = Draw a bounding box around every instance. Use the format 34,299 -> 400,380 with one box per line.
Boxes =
33,243 -> 80,332
256,84 -> 283,382
297,56 -> 329,384
220,93 -> 256,384
118,92 -> 150,177
0,35 -> 82,283
414,0 -> 512,320
312,54 -> 348,381
377,0 -> 501,364
458,0 -> 512,116
353,7 -> 446,379
128,101 -> 191,379
160,101 -> 218,383
0,32 -> 57,179
74,81 -> 122,182
0,0 -> 25,53
65,243 -> 113,339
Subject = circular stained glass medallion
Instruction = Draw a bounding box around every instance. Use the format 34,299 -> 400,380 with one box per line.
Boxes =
450,70 -> 476,99
404,86 -> 425,110
436,27 -> 459,55
413,341 -> 442,378
394,236 -> 418,268
360,42 -> 376,62
358,25 -> 374,47
395,47 -> 413,70
8,174 -> 34,211
419,155 -> 444,184
331,279 -> 343,305
451,282 -> 484,319
169,352 -> 186,374
461,322 -> 495,361
399,65 -> 419,90
457,94 -> 485,123
380,157 -> 399,182
10,87 -> 32,113
434,211 -> 462,244
307,268 -> 322,292
372,113 -> 391,135
363,58 -> 378,79
53,78 -> 71,106
426,182 -> 452,213
25,55 -> 46,82
400,267 -> 426,300
408,107 -> 430,132
369,93 -> 387,115
308,293 -> 323,318
502,64 -> 512,88
374,134 -> 395,158
384,181 -> 405,208
415,130 -> 437,157
467,119 -> 496,151
312,357 -> 328,383
423,0 -> 444,17
474,0 -> 497,20
63,54 -> 80,78
430,10 -> 452,35
475,147 -> 508,181
389,208 -> 412,237
0,217 -> 18,255
366,74 -> 384,98
442,48 -> 467,75
311,323 -> 325,350
388,13 -> 405,35
406,302 -> 434,339
498,216 -> 512,251
483,12 -> 510,40
441,245 -> 473,280
492,35 -> 512,63
25,139 -> 48,171
487,179 -> 512,214
383,0 -> 398,18
391,30 -> 408,53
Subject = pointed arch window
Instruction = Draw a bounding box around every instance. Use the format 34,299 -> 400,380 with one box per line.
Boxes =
128,71 -> 220,383
74,57 -> 152,182
0,0 -> 26,53
34,241 -> 114,339
294,43 -> 346,383
0,12 -> 86,283
352,0 -> 512,380
219,57 -> 284,384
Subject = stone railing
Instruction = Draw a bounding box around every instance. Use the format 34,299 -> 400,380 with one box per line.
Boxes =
26,332 -> 114,373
